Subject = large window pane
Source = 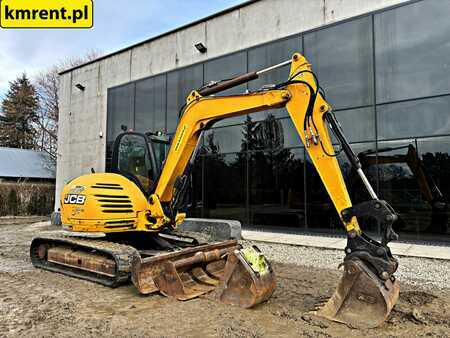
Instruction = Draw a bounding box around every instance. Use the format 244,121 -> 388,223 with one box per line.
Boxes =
304,16 -> 373,109
105,141 -> 113,172
204,52 -> 247,126
203,125 -> 246,154
305,151 -> 338,233
135,74 -> 166,134
377,96 -> 450,140
249,148 -> 305,228
107,83 -> 134,142
375,0 -> 450,103
166,64 -> 203,133
333,107 -> 375,143
248,36 -> 302,120
376,139 -> 447,241
186,155 -> 203,218
416,137 -> 450,238
278,118 -> 303,148
244,114 -> 288,152
203,153 -> 247,224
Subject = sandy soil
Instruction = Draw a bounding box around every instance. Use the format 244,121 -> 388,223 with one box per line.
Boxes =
0,220 -> 449,338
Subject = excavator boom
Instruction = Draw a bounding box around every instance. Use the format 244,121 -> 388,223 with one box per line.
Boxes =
132,53 -> 400,327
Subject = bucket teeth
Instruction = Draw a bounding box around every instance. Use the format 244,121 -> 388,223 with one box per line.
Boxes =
309,298 -> 331,313
313,301 -> 328,308
190,267 -> 220,286
310,296 -> 331,309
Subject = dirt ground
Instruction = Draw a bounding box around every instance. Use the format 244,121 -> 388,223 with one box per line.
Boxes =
0,219 -> 449,338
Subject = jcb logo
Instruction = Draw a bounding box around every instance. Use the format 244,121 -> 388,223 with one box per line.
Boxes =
64,194 -> 86,205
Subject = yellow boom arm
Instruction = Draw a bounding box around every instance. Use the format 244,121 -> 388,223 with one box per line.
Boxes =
148,53 -> 360,233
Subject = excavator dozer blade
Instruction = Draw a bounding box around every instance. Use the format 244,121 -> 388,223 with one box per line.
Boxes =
314,258 -> 399,329
131,240 -> 276,308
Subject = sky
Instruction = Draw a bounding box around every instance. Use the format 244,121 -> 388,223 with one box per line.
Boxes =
0,0 -> 245,99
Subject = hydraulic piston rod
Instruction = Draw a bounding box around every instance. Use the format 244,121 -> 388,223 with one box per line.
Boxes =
198,59 -> 292,96
325,111 -> 378,200
256,59 -> 293,75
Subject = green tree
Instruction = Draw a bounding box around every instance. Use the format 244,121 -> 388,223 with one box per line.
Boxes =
0,74 -> 39,149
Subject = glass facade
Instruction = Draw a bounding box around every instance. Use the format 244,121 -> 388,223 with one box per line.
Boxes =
106,0 -> 450,242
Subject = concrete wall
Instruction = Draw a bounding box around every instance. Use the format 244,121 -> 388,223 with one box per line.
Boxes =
56,0 -> 410,209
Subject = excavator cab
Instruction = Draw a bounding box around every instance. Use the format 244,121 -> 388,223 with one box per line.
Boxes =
111,131 -> 170,196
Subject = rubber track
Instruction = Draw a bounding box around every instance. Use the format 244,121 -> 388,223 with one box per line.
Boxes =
30,233 -> 139,288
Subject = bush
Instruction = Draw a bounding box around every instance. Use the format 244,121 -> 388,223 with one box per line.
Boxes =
7,189 -> 18,215
0,181 -> 55,216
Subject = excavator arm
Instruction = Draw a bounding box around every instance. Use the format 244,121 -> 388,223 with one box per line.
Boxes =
149,53 -> 398,270
145,52 -> 400,328
151,54 -> 361,230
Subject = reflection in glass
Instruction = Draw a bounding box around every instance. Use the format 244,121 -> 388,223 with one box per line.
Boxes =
203,124 -> 246,154
135,75 -> 166,134
242,114 -> 285,152
186,155 -> 203,218
249,148 -> 305,228
417,137 -> 450,235
278,118 -> 303,149
107,84 -> 134,142
203,153 -> 247,224
376,139 -> 450,238
105,141 -> 113,172
305,150 -> 337,232
306,142 -> 377,233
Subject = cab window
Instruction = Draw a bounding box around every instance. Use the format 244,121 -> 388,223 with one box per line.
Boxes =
117,134 -> 153,192
151,141 -> 170,174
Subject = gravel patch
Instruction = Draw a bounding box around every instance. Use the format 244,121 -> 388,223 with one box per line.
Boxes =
246,241 -> 450,290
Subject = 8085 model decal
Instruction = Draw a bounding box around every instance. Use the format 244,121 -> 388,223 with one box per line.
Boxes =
64,194 -> 86,205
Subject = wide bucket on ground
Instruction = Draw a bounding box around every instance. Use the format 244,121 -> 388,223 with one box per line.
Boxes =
314,258 -> 400,329
131,240 -> 276,308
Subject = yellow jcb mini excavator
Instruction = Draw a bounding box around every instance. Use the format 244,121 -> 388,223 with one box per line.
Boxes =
31,53 -> 400,328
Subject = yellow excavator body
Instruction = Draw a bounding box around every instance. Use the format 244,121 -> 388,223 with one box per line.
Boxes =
60,173 -> 155,233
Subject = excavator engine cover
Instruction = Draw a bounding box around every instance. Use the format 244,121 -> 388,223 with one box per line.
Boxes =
131,241 -> 276,308
314,258 -> 399,329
